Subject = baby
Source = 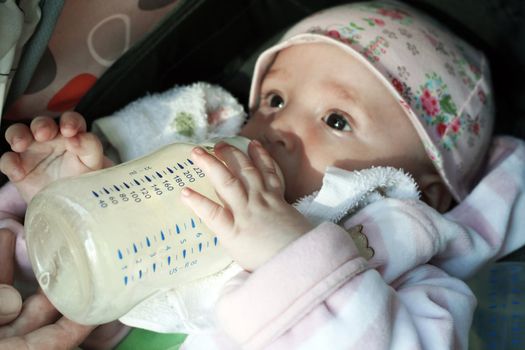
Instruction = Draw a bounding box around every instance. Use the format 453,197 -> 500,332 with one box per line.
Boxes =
1,1 -> 525,349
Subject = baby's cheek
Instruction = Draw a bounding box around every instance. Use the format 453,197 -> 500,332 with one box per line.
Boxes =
284,166 -> 324,203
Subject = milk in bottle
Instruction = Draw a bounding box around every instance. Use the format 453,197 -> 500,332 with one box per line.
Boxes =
24,136 -> 262,324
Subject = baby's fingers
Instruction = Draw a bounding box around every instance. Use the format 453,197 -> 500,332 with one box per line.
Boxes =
59,111 -> 87,138
180,187 -> 233,237
248,140 -> 283,193
215,142 -> 265,194
5,123 -> 33,153
191,147 -> 248,210
0,152 -> 24,182
0,229 -> 21,326
30,116 -> 59,142
66,133 -> 104,171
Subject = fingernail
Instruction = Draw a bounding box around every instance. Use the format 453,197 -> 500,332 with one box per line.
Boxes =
181,188 -> 191,197
0,286 -> 22,315
215,142 -> 229,150
12,136 -> 23,148
193,147 -> 205,155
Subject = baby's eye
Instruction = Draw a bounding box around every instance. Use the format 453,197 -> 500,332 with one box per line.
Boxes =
323,112 -> 352,131
269,93 -> 285,109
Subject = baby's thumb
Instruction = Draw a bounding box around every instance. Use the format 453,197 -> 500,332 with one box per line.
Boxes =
0,285 -> 22,325
68,133 -> 105,170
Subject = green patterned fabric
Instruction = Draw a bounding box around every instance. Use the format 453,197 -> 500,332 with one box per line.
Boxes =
115,329 -> 187,350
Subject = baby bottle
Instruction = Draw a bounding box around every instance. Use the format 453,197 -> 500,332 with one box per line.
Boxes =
24,136 -> 265,325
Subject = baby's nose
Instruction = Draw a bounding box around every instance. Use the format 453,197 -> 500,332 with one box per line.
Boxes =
267,115 -> 298,151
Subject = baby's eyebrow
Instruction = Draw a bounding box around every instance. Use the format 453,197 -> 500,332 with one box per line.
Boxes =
324,80 -> 360,103
264,67 -> 290,81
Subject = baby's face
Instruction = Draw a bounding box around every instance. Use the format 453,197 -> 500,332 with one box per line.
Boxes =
240,43 -> 430,203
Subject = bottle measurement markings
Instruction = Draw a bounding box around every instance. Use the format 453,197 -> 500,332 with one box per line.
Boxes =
118,216 -> 219,286
91,158 -> 202,201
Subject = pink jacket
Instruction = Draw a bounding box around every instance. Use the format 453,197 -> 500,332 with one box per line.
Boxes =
1,136 -> 524,349
180,136 -> 525,349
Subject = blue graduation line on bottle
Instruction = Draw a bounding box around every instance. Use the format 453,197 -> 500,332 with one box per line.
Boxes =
198,243 -> 202,252
182,249 -> 186,259
167,256 -> 171,265
139,270 -> 142,279
133,243 -> 138,253
134,179 -> 140,186
152,263 -> 156,272
145,175 -> 151,182
187,158 -> 194,165
214,237 -> 218,246
124,182 -> 130,189
167,166 -> 174,173
176,225 -> 180,234
113,185 -> 120,192
191,218 -> 196,228
156,171 -> 163,178
177,163 -> 184,169
124,276 -> 128,285
160,231 -> 165,241
92,191 -> 99,198
103,187 -> 110,194
118,249 -> 123,260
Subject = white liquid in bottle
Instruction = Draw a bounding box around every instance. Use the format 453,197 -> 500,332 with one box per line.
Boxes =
24,137 -> 260,325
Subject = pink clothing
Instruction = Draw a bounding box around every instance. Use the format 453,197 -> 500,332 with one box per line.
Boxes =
186,224 -> 475,350
348,136 -> 525,283
180,136 -> 525,349
1,136 -> 524,349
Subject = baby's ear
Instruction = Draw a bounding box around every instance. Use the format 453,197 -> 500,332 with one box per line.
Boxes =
419,173 -> 453,213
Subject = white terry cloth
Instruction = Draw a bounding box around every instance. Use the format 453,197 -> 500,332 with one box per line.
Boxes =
295,166 -> 421,226
91,82 -> 246,163
90,82 -> 420,333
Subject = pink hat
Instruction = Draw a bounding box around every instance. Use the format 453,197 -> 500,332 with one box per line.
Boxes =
249,0 -> 494,201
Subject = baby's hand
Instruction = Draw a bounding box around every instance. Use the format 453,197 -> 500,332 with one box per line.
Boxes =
180,140 -> 313,271
0,111 -> 106,203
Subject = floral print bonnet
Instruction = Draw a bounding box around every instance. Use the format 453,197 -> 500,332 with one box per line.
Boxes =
249,0 -> 494,201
